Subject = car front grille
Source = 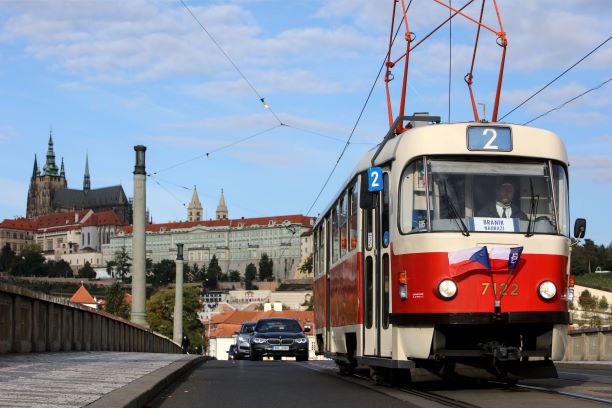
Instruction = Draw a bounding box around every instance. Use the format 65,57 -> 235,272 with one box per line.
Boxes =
266,338 -> 294,345
281,339 -> 294,345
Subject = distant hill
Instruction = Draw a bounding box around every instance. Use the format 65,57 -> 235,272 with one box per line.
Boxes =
575,273 -> 612,292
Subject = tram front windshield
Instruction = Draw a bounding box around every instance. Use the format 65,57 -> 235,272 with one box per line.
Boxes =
400,158 -> 570,236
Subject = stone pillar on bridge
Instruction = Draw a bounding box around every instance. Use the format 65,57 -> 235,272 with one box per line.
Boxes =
131,145 -> 148,327
173,243 -> 184,343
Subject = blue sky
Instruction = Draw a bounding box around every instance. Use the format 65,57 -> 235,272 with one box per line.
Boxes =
0,0 -> 610,245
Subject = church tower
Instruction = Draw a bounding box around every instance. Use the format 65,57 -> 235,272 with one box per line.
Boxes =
216,189 -> 228,220
26,132 -> 67,219
83,154 -> 91,193
187,186 -> 203,222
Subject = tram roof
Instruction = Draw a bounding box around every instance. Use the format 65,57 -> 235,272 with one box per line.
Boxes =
313,122 -> 568,226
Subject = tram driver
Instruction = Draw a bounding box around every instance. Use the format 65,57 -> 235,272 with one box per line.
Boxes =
476,179 -> 527,220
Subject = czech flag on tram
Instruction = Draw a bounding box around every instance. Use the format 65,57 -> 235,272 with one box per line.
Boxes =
448,246 -> 490,278
489,246 -> 524,272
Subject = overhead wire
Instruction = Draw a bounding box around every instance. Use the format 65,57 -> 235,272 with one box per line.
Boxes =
305,1 -> 412,216
522,77 -> 611,125
283,124 -> 374,145
448,0 -> 452,122
500,35 -> 612,121
178,0 -> 283,125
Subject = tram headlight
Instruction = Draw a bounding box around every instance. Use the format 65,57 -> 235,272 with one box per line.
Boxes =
437,279 -> 457,300
538,280 -> 557,300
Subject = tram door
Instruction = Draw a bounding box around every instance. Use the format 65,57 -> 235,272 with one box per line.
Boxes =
363,170 -> 392,357
324,220 -> 331,352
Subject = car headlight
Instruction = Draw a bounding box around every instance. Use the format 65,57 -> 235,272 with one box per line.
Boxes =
295,338 -> 308,344
238,335 -> 248,342
252,337 -> 266,344
538,280 -> 557,300
437,279 -> 457,299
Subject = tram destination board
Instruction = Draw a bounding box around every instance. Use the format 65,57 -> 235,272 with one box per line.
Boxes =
467,126 -> 512,152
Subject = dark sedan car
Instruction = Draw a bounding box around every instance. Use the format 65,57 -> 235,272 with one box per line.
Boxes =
249,318 -> 310,361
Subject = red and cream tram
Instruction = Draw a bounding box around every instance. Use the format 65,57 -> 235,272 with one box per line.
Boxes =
312,115 -> 586,381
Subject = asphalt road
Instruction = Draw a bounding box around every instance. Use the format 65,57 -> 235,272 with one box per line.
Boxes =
148,360 -> 612,408
147,360 -> 418,408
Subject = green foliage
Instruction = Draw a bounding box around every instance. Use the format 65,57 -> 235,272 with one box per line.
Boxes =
206,255 -> 221,289
277,283 -> 313,291
147,259 -> 176,289
597,296 -> 609,311
301,296 -> 314,311
575,273 -> 612,292
104,282 -> 130,319
113,247 -> 132,280
571,239 -> 612,275
229,270 -> 241,282
47,260 -> 72,278
258,253 -> 274,281
106,260 -> 117,278
9,244 -> 47,276
78,262 -> 96,279
578,289 -> 597,311
244,263 -> 257,282
191,263 -> 206,283
146,286 -> 203,352
298,254 -> 313,275
0,243 -> 16,272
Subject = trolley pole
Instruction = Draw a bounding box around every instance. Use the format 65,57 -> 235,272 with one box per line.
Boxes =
174,243 -> 184,343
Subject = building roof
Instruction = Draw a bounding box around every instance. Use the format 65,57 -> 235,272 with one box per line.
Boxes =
69,284 -> 97,305
121,214 -> 314,234
52,185 -> 128,210
209,324 -> 241,338
84,210 -> 124,227
0,218 -> 37,231
35,210 -> 91,230
203,310 -> 315,338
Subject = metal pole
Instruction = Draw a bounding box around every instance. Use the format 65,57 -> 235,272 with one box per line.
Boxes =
131,145 -> 148,327
174,243 -> 184,343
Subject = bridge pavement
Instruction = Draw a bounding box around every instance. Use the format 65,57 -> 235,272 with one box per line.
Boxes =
0,352 -> 202,408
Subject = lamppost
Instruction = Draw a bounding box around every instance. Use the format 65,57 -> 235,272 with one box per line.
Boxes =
173,243 -> 184,343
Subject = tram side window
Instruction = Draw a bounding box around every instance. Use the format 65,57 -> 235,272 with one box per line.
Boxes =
349,183 -> 358,251
340,194 -> 348,257
313,230 -> 319,277
399,159 -> 429,233
553,164 -> 570,237
332,206 -> 339,263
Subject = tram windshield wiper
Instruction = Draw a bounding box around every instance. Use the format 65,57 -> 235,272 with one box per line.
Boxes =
525,178 -> 540,237
443,181 -> 470,237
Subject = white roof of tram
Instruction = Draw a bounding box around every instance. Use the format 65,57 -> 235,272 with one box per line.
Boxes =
313,122 -> 568,226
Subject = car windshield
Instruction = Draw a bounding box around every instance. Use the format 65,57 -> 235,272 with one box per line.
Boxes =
241,324 -> 255,333
255,319 -> 302,333
400,158 -> 569,236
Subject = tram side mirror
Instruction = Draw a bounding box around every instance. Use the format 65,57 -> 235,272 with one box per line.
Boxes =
360,172 -> 375,210
573,218 -> 586,239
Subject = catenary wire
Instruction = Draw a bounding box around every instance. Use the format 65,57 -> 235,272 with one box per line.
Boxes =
284,124 -> 375,145
522,77 -> 611,125
178,0 -> 283,125
448,0 -> 452,123
500,35 -> 611,121
305,1 -> 412,216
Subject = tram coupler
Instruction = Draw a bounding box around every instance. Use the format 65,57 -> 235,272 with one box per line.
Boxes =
482,341 -> 520,361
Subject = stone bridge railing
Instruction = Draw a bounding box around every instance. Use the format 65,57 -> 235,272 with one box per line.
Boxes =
565,326 -> 612,361
0,283 -> 181,354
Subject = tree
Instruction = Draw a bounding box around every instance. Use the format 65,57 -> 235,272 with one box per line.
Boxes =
147,259 -> 175,289
48,260 -> 72,278
114,247 -> 132,280
0,243 -> 16,272
10,244 -> 46,276
146,286 -> 203,353
192,263 -> 206,283
206,255 -> 221,289
578,289 -> 597,311
78,262 -> 96,279
244,263 -> 257,289
105,260 -> 117,278
298,254 -> 313,275
258,253 -> 274,281
598,296 -> 609,311
104,282 -> 130,319
229,270 -> 241,282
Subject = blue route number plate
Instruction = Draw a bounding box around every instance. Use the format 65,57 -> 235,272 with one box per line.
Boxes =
467,126 -> 512,152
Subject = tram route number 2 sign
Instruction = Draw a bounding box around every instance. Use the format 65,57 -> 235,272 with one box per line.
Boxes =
368,167 -> 383,192
467,126 -> 512,152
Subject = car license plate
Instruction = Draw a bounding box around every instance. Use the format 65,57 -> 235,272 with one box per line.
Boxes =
272,346 -> 289,351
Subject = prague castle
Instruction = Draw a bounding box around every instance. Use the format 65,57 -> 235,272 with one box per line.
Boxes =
26,133 -> 132,224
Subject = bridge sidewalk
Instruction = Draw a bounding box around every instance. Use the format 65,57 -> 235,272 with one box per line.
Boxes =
0,352 -> 204,408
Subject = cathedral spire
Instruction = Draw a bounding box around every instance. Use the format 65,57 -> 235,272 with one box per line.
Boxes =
216,189 -> 228,220
60,157 -> 65,177
187,185 -> 203,222
32,154 -> 39,179
42,130 -> 59,176
83,154 -> 91,193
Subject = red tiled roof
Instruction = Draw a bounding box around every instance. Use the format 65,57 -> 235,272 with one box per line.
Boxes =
35,210 -> 90,230
209,324 -> 241,338
69,285 -> 96,304
84,210 -> 124,227
203,310 -> 315,332
121,214 -> 314,234
0,218 -> 37,231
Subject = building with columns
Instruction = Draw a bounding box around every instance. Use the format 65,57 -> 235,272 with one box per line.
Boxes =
102,214 -> 315,281
26,133 -> 132,224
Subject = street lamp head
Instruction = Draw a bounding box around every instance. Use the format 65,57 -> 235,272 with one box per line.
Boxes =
176,243 -> 184,260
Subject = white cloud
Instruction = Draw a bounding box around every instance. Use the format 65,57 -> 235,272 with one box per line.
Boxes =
570,154 -> 612,183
